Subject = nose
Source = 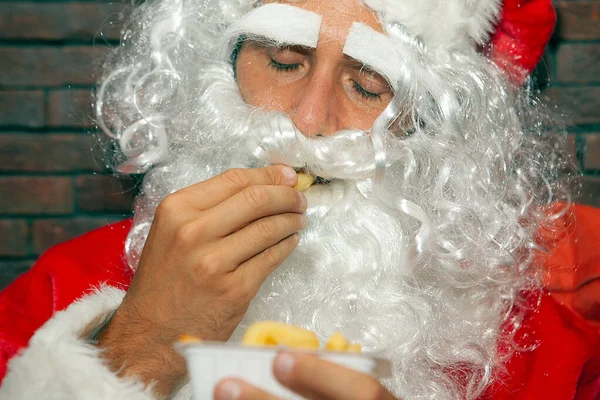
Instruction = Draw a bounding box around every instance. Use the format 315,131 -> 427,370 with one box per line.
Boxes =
289,70 -> 339,137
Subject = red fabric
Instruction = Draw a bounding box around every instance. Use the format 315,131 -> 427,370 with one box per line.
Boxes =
489,0 -> 557,84
541,204 -> 600,327
484,294 -> 600,399
0,220 -> 133,380
0,207 -> 599,398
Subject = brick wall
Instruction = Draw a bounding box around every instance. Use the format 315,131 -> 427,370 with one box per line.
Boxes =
0,1 -> 136,288
0,0 -> 599,289
548,1 -> 600,207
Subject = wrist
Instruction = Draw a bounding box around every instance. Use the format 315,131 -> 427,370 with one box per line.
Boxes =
97,305 -> 187,397
87,309 -> 116,342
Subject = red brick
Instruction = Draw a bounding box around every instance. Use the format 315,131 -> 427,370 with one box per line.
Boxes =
0,3 -> 126,41
0,260 -> 34,290
555,2 -> 600,40
0,220 -> 28,257
556,43 -> 600,84
578,176 -> 600,208
544,87 -> 600,125
0,47 -> 109,87
0,90 -> 44,127
0,177 -> 74,215
47,90 -> 94,128
33,217 -> 121,255
76,175 -> 136,213
583,134 -> 600,170
0,133 -> 105,173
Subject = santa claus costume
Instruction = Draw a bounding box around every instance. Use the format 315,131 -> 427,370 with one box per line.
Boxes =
0,0 -> 599,399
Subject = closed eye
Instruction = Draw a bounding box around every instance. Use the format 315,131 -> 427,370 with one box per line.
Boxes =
352,81 -> 382,100
269,58 -> 302,72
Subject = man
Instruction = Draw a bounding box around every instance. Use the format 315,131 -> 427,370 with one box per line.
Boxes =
0,0 -> 599,399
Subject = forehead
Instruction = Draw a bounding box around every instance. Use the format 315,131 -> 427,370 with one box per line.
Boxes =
263,0 -> 384,43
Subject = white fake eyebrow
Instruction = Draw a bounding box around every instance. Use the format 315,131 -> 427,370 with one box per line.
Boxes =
227,4 -> 323,48
343,23 -> 402,90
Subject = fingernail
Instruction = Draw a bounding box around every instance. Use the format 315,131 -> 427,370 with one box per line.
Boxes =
215,380 -> 241,400
274,353 -> 296,379
282,166 -> 297,183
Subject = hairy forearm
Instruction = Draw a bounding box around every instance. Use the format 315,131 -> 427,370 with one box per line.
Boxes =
97,306 -> 187,398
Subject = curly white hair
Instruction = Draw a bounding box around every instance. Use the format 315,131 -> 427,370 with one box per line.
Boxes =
95,1 -> 575,399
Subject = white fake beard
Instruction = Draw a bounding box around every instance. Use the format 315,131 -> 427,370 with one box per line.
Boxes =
92,0 -> 574,395
123,65 -> 513,400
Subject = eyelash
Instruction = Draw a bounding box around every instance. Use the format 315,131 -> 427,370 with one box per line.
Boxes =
269,59 -> 301,72
269,58 -> 382,101
352,81 -> 381,100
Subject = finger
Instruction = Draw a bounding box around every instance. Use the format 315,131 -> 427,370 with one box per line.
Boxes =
214,378 -> 282,400
273,353 -> 397,400
235,233 -> 301,291
181,166 -> 298,211
218,213 -> 306,270
205,185 -> 307,238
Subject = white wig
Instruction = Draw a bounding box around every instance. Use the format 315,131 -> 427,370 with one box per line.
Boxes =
95,1 -> 576,399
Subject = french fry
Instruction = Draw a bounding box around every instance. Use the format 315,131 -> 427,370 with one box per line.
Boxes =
294,172 -> 315,192
242,321 -> 320,350
183,322 -> 363,354
325,332 -> 349,351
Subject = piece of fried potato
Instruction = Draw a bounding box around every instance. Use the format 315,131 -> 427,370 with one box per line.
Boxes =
294,172 -> 315,192
242,321 -> 320,349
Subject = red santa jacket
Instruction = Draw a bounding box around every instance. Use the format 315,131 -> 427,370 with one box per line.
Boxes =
0,205 -> 599,399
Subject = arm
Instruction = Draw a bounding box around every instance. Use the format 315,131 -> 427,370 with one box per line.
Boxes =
0,166 -> 305,399
90,166 -> 305,397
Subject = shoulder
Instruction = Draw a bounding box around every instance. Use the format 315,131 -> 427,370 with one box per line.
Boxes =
35,219 -> 134,281
0,219 -> 134,329
0,220 -> 134,382
27,219 -> 134,308
487,293 -> 600,399
494,203 -> 600,399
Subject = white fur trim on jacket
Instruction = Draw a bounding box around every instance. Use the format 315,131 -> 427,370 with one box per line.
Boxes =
0,285 -> 160,400
363,0 -> 503,49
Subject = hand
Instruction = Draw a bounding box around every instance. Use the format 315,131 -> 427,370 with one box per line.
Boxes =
214,353 -> 399,400
97,166 -> 307,396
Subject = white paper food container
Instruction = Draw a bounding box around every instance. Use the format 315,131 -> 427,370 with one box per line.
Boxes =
177,342 -> 392,400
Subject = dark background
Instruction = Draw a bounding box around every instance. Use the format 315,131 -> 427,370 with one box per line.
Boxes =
0,0 -> 599,289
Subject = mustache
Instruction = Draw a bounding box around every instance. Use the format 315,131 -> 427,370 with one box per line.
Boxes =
232,114 -> 401,181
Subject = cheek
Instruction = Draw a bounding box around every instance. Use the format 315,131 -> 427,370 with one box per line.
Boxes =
336,88 -> 389,131
236,54 -> 265,106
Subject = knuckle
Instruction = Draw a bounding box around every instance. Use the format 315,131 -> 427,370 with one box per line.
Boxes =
173,222 -> 198,248
196,251 -> 222,276
256,219 -> 277,240
262,246 -> 281,267
244,186 -> 269,209
285,213 -> 302,227
222,168 -> 250,189
155,194 -> 181,220
265,167 -> 283,185
287,187 -> 304,208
